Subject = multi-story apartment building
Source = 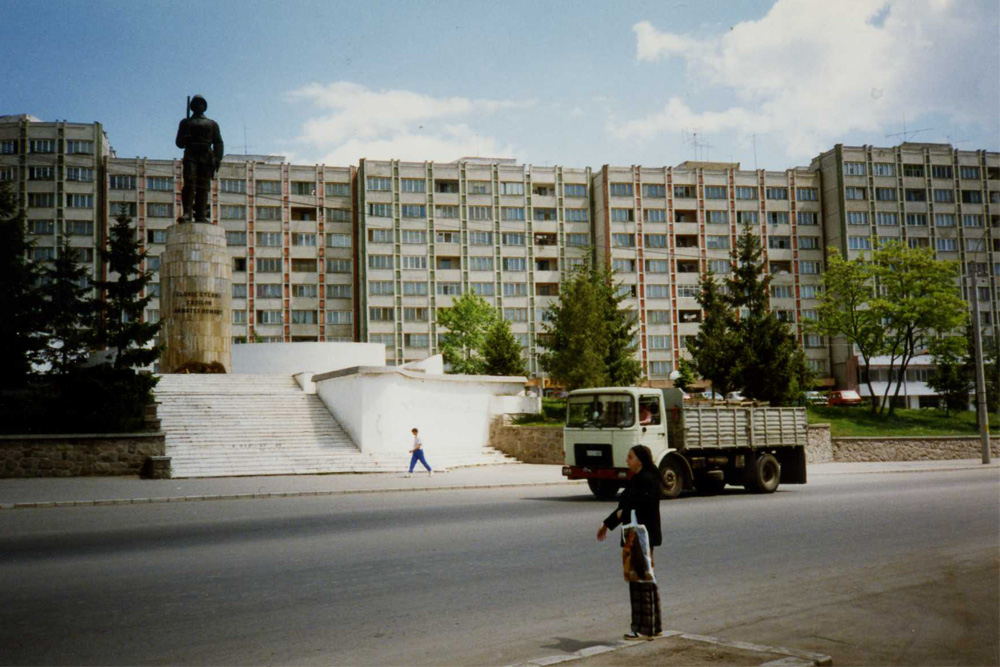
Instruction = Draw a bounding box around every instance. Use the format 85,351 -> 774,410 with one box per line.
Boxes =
811,143 -> 1000,395
103,156 -> 356,346
592,162 -> 828,384
0,115 -> 111,288
356,158 -> 592,373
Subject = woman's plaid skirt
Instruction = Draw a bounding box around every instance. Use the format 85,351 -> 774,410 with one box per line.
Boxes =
628,581 -> 662,636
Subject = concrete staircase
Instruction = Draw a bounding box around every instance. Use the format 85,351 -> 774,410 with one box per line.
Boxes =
154,374 -> 516,478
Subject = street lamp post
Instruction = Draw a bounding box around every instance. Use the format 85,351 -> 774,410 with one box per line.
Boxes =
968,273 -> 991,464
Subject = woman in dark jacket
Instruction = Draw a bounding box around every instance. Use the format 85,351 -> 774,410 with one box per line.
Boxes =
597,445 -> 663,640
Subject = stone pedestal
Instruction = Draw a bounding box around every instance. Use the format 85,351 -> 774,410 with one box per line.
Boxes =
160,222 -> 232,372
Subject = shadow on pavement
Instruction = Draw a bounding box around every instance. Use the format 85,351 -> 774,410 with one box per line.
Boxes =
540,637 -> 608,653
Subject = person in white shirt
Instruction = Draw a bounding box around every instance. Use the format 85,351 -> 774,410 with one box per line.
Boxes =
405,427 -> 433,477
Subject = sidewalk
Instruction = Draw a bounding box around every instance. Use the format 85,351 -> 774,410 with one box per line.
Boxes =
1,459 -> 996,510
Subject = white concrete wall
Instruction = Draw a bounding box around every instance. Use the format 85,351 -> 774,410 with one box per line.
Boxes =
314,368 -> 529,461
231,342 -> 385,375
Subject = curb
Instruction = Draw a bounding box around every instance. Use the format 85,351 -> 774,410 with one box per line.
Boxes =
506,630 -> 832,667
810,463 -> 999,476
0,479 -> 588,511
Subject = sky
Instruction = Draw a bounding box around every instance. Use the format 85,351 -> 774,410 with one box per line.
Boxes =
3,0 -> 998,171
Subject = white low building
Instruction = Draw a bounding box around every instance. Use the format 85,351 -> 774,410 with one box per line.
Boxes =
857,355 -> 962,410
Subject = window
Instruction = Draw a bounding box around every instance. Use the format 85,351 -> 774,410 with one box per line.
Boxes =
232,310 -> 247,325
767,212 -> 789,226
800,285 -> 821,299
612,233 -> 635,248
469,206 -> 492,221
256,232 -> 282,246
469,181 -> 491,195
644,209 -> 666,223
469,231 -> 493,245
255,257 -> 282,273
469,282 -> 494,296
708,259 -> 731,274
613,259 -> 636,273
366,177 -> 392,192
288,182 -> 314,196
676,285 -> 699,298
29,139 -> 56,153
966,238 -> 986,252
848,236 -> 872,250
876,212 -> 899,226
765,187 -> 788,200
28,220 -> 55,235
499,181 -> 524,196
400,255 -> 427,269
293,284 -> 319,298
404,307 -> 428,322
706,235 -> 729,250
874,187 -> 897,201
646,284 -> 669,298
674,185 -> 696,198
797,187 -> 819,201
935,237 -> 957,252
67,194 -> 94,208
29,166 -> 55,180
644,234 -> 667,248
501,207 -> 525,221
735,186 -> 757,200
401,204 -> 425,218
904,188 -> 927,202
290,259 -> 317,272
292,233 -> 317,247
799,260 -> 822,274
798,236 -> 820,249
145,229 -> 168,244
845,187 -> 866,200
436,282 -> 461,296
325,233 -> 351,248
797,211 -> 818,226
908,238 -> 929,249
847,211 -> 869,225
256,180 -> 281,195
502,232 -> 525,246
962,190 -> 983,204
256,206 -> 281,220
769,236 -> 791,249
400,178 -> 425,193
804,334 -> 824,348
648,335 -> 671,350
327,311 -> 353,325
499,282 -> 525,297
256,309 -> 283,325
905,213 -> 927,226
649,361 -> 672,376
221,205 -> 245,219
931,165 -> 953,179
228,283 -> 247,299
232,257 -> 247,272
960,166 -> 981,180
256,283 -> 282,299
65,220 -> 93,236
566,233 -> 589,247
934,214 -> 956,227
219,179 -> 246,194
704,186 -> 727,199
902,164 -> 924,178
327,284 -> 352,298
565,208 -> 588,222
363,203 -> 392,219
533,207 -> 557,221
368,254 -> 393,270
648,310 -> 670,324
736,211 -> 758,225
146,202 -> 173,218
564,183 -> 587,198
502,257 -> 526,272
146,176 -> 174,191
873,162 -> 895,177
963,214 -> 984,228
0,139 -> 17,154
707,210 -> 729,225
469,256 -> 493,271
404,334 -> 429,348
643,184 -> 665,198
403,281 -> 428,296
433,205 -> 459,220
27,193 -> 54,208
369,281 -> 394,295
609,182 -> 633,197
367,228 -> 393,244
933,189 -> 955,203
401,230 -> 427,244
503,308 -> 527,322
771,285 -> 794,299
843,162 -> 866,176
31,246 -> 56,261
644,259 -> 669,273
0,166 -> 15,181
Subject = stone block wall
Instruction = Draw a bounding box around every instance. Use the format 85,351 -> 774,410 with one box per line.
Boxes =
490,417 -> 564,464
831,436 -> 1000,462
806,424 -> 833,463
0,433 -> 166,478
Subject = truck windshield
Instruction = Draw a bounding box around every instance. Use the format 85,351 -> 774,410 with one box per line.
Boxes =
566,394 -> 635,429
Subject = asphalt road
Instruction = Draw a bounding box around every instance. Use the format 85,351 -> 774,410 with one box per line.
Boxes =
1,468 -> 997,666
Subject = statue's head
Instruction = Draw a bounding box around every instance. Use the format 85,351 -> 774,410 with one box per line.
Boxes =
190,95 -> 208,114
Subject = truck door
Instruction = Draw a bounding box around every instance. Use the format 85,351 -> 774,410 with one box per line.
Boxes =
637,394 -> 667,454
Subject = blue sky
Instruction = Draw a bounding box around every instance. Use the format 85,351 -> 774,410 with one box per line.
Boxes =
3,0 -> 998,170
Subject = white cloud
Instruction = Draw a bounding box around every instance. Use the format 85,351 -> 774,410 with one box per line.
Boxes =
623,0 -> 999,158
285,82 -> 526,163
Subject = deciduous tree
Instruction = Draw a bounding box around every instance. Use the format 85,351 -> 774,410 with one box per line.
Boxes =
437,291 -> 498,374
926,335 -> 971,416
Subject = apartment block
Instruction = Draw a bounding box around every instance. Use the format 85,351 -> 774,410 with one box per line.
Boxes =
592,162 -> 828,383
811,143 -> 1000,390
356,158 -> 592,373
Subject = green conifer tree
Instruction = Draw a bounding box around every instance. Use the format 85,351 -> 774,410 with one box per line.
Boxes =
686,270 -> 740,397
0,182 -> 44,389
40,237 -> 96,375
482,318 -> 527,376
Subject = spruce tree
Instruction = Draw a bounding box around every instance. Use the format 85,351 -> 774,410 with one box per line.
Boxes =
92,212 -> 160,371
0,182 -> 45,389
539,261 -> 609,389
39,237 -> 96,375
598,263 -> 643,387
482,318 -> 527,376
687,270 -> 740,397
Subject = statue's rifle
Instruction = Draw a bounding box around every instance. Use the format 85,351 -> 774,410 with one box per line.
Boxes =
186,96 -> 191,120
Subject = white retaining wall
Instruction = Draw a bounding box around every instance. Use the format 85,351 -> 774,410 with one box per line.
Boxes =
232,342 -> 385,375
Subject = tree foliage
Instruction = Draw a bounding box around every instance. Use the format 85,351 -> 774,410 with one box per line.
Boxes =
672,357 -> 697,392
539,260 -> 641,390
437,291 -> 499,374
482,318 -> 527,376
686,270 -> 740,397
39,238 -> 96,375
926,335 -> 971,416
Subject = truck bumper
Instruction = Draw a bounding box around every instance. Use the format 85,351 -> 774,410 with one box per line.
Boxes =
562,465 -> 632,481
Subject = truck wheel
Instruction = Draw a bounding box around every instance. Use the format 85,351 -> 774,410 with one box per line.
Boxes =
658,459 -> 684,500
587,479 -> 620,499
745,453 -> 781,494
696,474 -> 726,496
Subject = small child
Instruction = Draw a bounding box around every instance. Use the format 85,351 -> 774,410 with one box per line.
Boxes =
405,427 -> 433,477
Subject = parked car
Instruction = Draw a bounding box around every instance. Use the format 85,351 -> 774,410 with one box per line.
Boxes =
725,391 -> 745,401
827,390 -> 864,406
699,390 -> 725,401
804,391 -> 828,405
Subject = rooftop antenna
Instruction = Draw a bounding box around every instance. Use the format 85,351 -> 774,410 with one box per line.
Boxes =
885,115 -> 933,143
752,134 -> 758,171
685,131 -> 714,162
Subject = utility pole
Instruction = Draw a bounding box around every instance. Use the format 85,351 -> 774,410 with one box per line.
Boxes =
969,272 -> 991,464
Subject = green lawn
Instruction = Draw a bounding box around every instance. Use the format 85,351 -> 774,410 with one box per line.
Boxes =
807,405 -> 1000,437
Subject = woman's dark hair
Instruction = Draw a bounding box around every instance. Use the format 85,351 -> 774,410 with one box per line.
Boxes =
630,445 -> 656,471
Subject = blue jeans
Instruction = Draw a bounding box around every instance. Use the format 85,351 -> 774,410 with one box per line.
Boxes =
409,449 -> 431,473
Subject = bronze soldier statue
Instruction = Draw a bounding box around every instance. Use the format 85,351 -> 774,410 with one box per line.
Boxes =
175,95 -> 223,223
